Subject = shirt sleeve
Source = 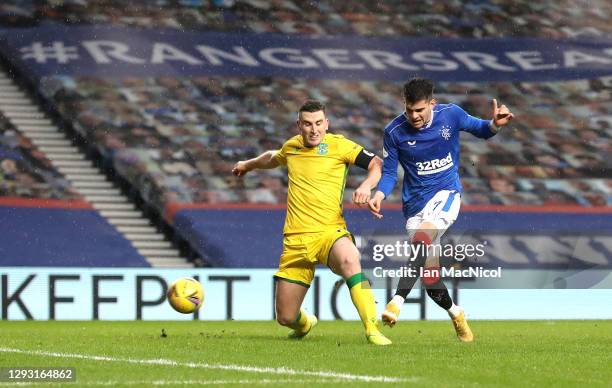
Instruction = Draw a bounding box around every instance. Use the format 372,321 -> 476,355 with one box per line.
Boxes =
455,104 -> 496,139
376,129 -> 399,198
274,142 -> 288,166
337,136 -> 363,164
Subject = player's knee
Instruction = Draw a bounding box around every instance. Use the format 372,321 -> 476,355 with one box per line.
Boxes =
412,230 -> 433,245
422,265 -> 441,286
340,254 -> 359,268
413,222 -> 438,244
335,255 -> 360,276
276,312 -> 295,327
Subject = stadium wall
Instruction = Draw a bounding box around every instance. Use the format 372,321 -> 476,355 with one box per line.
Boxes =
0,198 -> 149,267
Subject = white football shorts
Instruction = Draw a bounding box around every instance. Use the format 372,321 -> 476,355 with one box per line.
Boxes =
405,189 -> 461,245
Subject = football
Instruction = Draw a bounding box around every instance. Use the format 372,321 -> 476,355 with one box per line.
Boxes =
167,277 -> 205,314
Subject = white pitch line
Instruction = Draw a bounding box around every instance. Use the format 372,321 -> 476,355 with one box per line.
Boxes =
0,347 -> 413,383
0,379 -> 343,386
89,378 -> 343,386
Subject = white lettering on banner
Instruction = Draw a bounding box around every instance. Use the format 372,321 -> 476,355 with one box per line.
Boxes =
561,26 -> 604,38
82,41 -> 145,64
151,43 -> 202,64
311,49 -> 365,69
259,48 -> 320,68
20,42 -> 79,64
195,45 -> 260,66
563,50 -> 612,67
452,51 -> 516,72
411,51 -> 459,71
505,51 -> 559,70
15,39 -> 612,77
356,50 -> 419,70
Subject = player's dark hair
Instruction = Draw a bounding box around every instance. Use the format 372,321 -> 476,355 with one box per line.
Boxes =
403,78 -> 434,103
299,99 -> 326,114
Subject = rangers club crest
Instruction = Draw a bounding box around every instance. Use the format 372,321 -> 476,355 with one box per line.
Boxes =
440,125 -> 451,140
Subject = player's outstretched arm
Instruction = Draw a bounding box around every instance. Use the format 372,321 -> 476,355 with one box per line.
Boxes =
232,150 -> 280,177
490,98 -> 514,133
352,156 -> 383,206
368,128 -> 400,220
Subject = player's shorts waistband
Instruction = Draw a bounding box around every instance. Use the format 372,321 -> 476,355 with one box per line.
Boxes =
283,226 -> 348,237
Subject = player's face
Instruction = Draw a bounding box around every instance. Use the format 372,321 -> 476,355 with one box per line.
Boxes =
298,110 -> 328,147
405,99 -> 436,129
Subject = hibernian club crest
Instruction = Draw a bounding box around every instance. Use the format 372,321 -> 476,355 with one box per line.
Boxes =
317,143 -> 329,155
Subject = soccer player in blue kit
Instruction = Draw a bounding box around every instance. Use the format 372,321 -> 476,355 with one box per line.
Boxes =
368,78 -> 514,342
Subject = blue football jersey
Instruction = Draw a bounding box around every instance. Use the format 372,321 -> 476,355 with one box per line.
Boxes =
377,103 -> 496,218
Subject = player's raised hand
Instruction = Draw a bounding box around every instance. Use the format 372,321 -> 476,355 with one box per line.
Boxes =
352,184 -> 371,207
492,99 -> 514,127
232,161 -> 249,177
367,191 -> 385,219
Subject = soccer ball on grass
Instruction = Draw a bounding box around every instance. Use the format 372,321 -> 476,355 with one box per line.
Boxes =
167,277 -> 204,314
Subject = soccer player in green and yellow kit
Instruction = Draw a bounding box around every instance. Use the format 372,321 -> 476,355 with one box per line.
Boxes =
232,100 -> 391,345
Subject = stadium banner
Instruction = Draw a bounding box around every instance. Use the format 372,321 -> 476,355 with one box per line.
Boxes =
0,26 -> 611,82
173,208 -> 612,289
1,267 -> 611,321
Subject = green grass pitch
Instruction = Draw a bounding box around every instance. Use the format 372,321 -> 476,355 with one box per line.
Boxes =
0,320 -> 610,387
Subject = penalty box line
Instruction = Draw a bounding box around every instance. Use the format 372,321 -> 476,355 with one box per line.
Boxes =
0,347 -> 413,383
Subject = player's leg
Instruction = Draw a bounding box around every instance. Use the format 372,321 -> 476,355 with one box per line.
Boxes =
423,269 -> 473,342
382,193 -> 445,326
274,278 -> 317,338
274,235 -> 318,338
421,257 -> 473,342
419,192 -> 473,341
382,221 -> 437,327
422,249 -> 473,341
327,236 -> 391,345
395,222 -> 438,298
